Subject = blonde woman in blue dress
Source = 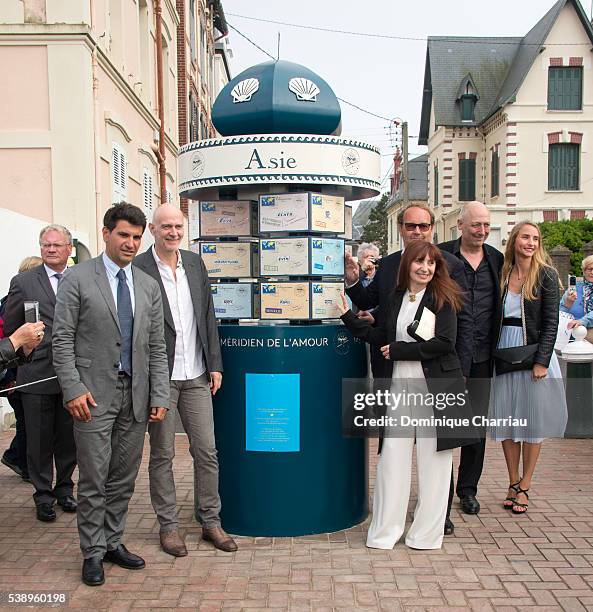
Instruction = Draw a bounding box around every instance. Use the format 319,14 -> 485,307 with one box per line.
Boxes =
489,221 -> 567,514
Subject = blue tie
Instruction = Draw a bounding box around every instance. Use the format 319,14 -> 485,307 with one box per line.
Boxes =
53,273 -> 62,295
116,269 -> 133,376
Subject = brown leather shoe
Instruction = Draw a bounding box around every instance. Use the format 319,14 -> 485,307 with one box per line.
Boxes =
160,528 -> 188,557
202,527 -> 238,552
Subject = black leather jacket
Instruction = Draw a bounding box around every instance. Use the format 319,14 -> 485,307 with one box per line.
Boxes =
0,337 -> 28,372
498,266 -> 560,368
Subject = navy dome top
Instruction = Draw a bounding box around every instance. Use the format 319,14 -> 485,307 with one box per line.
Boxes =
212,60 -> 342,136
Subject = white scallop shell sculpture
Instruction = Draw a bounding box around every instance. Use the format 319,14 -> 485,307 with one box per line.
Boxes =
231,78 -> 259,103
288,77 -> 320,102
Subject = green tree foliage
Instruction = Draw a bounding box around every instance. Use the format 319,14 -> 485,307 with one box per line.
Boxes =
361,193 -> 389,254
540,219 -> 593,274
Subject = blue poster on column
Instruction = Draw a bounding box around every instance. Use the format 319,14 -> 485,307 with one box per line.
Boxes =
245,373 -> 300,452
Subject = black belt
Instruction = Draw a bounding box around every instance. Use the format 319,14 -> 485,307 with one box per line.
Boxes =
502,317 -> 522,327
117,371 -> 130,377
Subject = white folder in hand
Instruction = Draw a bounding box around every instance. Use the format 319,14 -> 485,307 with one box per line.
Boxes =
413,307 -> 436,341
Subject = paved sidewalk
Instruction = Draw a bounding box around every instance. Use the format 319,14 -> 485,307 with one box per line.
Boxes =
0,431 -> 592,611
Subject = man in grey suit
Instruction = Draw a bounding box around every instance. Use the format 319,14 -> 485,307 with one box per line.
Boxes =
52,203 -> 169,587
4,225 -> 77,522
134,203 -> 236,557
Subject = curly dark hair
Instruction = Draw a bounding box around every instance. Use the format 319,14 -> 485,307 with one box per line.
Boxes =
103,202 -> 147,232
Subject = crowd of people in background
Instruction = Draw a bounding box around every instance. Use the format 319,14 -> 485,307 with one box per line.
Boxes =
0,199 -> 572,584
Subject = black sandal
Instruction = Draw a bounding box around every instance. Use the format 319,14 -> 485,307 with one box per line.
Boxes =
503,481 -> 520,509
511,487 -> 529,514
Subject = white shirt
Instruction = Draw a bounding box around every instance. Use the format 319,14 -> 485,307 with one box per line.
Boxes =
152,246 -> 205,381
44,264 -> 67,295
102,252 -> 135,314
392,288 -> 427,382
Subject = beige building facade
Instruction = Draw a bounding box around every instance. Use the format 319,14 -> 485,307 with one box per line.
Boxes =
176,0 -> 230,216
0,0 -> 180,291
419,0 -> 593,251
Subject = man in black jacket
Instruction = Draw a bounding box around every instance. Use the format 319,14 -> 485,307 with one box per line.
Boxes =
345,203 -> 473,535
4,225 -> 77,522
439,201 -> 503,517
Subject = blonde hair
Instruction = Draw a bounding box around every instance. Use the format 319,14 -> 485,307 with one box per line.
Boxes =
501,221 -> 555,300
582,255 -> 593,271
18,256 -> 43,273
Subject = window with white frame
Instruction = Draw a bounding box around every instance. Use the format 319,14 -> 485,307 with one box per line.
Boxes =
142,168 -> 154,220
165,187 -> 172,203
112,143 -> 127,203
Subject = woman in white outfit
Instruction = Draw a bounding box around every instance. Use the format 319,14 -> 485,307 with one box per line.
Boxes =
340,241 -> 477,550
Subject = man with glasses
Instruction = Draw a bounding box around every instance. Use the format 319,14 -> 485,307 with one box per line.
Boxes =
4,225 -> 77,522
439,201 -> 503,518
345,203 -> 472,535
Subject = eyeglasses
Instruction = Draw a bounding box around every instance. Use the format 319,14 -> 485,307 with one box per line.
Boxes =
40,242 -> 70,249
403,223 -> 432,232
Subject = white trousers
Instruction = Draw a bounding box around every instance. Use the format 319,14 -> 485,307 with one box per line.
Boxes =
366,435 -> 453,550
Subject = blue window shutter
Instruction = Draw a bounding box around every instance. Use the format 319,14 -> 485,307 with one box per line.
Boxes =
434,165 -> 439,206
548,67 -> 582,110
459,159 -> 476,201
549,144 -> 579,190
491,150 -> 499,197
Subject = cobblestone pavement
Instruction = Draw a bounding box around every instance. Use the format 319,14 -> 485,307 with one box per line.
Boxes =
0,431 -> 592,611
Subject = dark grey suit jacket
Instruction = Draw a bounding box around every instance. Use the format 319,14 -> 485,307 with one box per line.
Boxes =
52,256 -> 170,421
133,248 -> 223,377
3,264 -> 61,395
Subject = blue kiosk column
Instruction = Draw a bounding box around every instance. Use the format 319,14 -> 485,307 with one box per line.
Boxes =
213,323 -> 368,537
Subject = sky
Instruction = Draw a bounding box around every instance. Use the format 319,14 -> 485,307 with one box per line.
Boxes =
221,0 -> 590,205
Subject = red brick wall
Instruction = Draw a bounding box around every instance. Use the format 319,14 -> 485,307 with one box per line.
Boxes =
176,0 -> 189,215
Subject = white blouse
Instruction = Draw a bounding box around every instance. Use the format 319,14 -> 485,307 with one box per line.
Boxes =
391,288 -> 427,382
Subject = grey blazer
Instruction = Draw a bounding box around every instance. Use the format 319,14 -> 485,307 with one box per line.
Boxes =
52,255 -> 170,422
133,248 -> 223,377
3,264 -> 61,395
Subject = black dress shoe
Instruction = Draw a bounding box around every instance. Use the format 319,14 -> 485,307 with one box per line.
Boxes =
36,503 -> 56,522
82,557 -> 104,586
57,495 -> 77,512
1,455 -> 23,477
460,494 -> 481,515
103,544 -> 145,570
444,517 -> 455,535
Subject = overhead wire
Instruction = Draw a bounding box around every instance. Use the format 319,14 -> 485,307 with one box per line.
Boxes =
226,20 -> 418,194
227,12 -> 591,46
227,21 -> 404,125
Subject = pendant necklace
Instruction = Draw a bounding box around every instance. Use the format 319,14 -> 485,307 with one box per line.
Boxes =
408,292 -> 417,302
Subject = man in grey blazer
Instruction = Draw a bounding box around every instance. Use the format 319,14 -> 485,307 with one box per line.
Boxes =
52,203 -> 169,587
134,203 -> 236,557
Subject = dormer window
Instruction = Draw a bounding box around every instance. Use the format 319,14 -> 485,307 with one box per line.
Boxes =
456,74 -> 479,123
460,95 -> 476,121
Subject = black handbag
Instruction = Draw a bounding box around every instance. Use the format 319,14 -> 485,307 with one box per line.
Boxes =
492,344 -> 539,375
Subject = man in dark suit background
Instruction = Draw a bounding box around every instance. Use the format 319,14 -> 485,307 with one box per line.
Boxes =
4,225 -> 77,522
345,202 -> 473,535
134,204 -> 236,557
439,201 -> 503,517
